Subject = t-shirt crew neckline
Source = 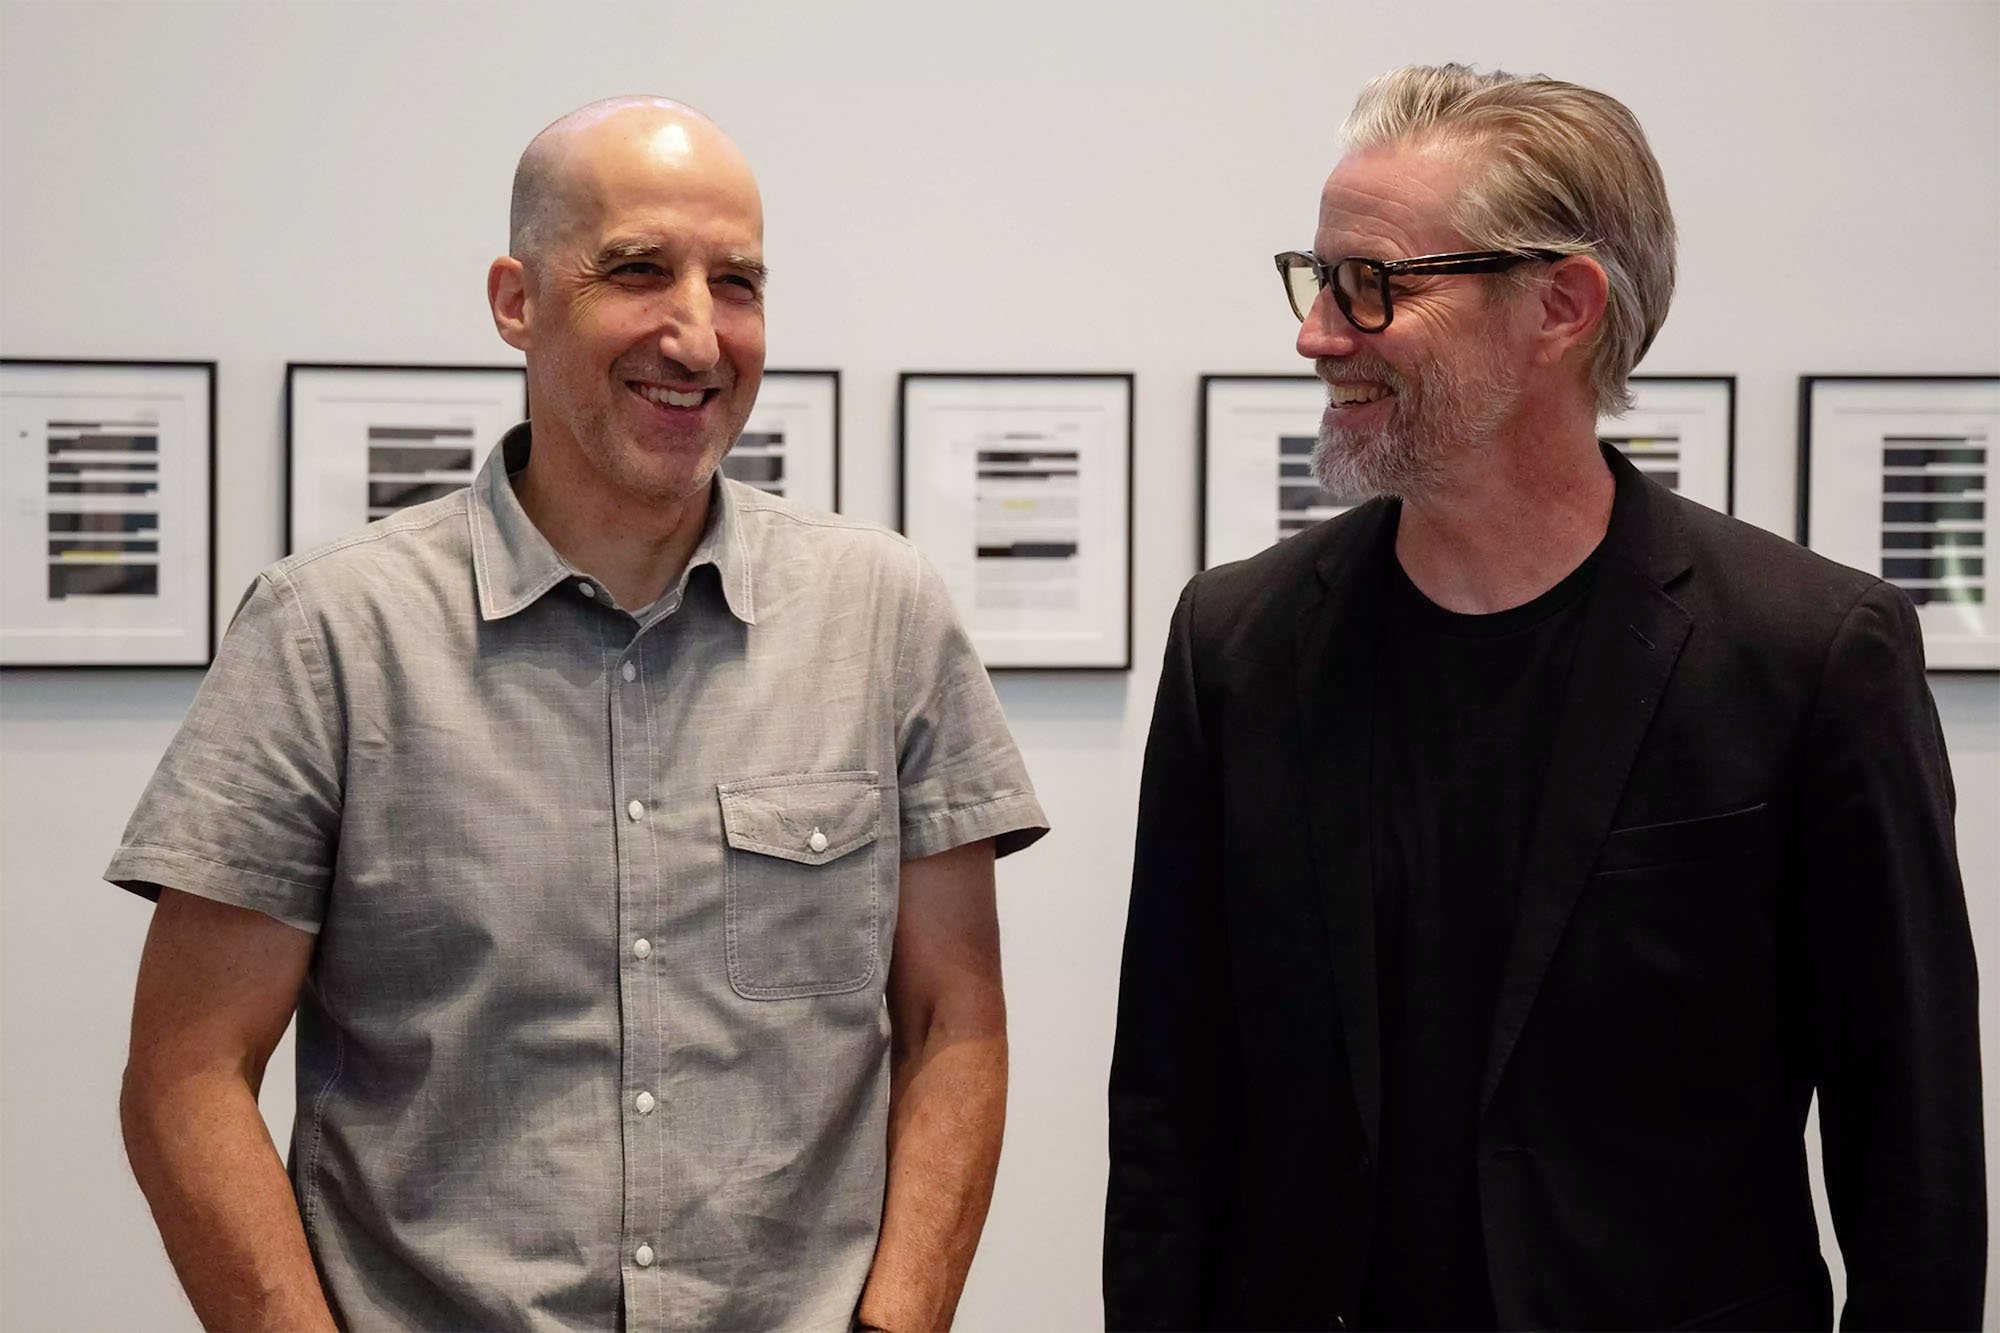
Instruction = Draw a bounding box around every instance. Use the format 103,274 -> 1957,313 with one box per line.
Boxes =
1386,538 -> 1605,639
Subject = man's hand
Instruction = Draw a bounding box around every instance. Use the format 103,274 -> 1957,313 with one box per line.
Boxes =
856,839 -> 1008,1332
121,888 -> 336,1331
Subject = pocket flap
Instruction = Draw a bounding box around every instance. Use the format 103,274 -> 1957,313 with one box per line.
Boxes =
1598,801 -> 1772,873
717,771 -> 882,867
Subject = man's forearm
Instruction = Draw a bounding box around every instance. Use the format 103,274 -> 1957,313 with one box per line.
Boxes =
122,1066 -> 336,1332
856,1027 -> 1007,1331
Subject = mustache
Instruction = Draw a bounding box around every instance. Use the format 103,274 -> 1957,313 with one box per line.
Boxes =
614,354 -> 730,389
1314,357 -> 1402,391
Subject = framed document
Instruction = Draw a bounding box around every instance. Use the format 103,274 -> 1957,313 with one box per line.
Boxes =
1,358 -> 215,668
1607,375 -> 1736,513
1800,374 -> 1999,671
1200,374 -> 1362,569
1201,373 -> 1740,571
899,372 -> 1133,670
285,362 -> 527,554
724,368 -> 840,511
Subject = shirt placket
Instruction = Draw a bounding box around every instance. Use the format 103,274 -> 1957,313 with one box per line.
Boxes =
611,602 -> 669,1325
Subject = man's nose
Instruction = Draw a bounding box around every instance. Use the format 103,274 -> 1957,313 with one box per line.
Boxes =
1295,287 -> 1361,362
657,279 -> 721,375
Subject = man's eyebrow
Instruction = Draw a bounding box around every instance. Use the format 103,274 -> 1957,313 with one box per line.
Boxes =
596,239 -> 664,263
591,240 -> 769,280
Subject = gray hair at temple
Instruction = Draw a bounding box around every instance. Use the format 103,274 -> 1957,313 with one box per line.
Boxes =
1343,64 -> 1676,416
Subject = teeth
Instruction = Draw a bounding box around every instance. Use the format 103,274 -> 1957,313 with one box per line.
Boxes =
638,385 -> 706,408
1328,383 -> 1390,406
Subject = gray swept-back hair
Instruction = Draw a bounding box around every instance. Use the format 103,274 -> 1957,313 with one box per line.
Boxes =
1344,64 -> 1676,415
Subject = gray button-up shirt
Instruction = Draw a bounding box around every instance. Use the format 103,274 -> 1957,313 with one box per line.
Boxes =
107,425 -> 1048,1331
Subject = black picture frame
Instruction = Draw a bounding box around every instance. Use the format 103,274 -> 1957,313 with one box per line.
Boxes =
898,371 -> 1134,671
1618,374 -> 1738,515
732,368 -> 842,512
284,361 -> 528,556
1197,372 -> 1333,571
1,357 -> 217,669
1798,373 -> 2000,672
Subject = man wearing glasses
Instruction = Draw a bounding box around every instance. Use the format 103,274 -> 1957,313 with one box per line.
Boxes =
1107,64 -> 1980,1330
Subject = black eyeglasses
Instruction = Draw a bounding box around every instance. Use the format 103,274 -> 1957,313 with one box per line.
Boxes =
1273,248 -> 1567,331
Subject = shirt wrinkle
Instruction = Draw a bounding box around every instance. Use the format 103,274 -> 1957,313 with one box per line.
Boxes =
903,789 -> 1038,829
267,566 -> 347,769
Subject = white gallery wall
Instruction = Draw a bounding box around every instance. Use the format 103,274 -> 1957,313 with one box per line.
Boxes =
2,0 -> 1997,1327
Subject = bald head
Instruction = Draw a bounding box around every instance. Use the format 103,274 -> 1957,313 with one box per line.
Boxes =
508,96 -> 751,264
485,94 -> 767,518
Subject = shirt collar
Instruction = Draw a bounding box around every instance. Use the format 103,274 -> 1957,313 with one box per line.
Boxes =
679,468 -> 757,625
469,422 -> 757,625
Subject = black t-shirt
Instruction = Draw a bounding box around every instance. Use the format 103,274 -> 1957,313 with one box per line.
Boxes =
1357,545 -> 1599,1331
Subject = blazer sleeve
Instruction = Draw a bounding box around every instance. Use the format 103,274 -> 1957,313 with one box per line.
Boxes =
1105,577 -> 1235,1329
1797,580 -> 1985,1329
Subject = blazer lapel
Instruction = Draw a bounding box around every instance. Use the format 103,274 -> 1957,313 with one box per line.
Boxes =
1296,501 -> 1397,1153
1480,451 -> 1695,1113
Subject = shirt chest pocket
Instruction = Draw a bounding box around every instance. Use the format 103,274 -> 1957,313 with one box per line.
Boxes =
717,771 -> 883,999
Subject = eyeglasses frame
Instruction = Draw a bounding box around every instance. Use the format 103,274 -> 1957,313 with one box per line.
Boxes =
1274,247 -> 1570,331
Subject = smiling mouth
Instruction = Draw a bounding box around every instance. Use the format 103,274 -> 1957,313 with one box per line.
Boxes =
628,381 -> 717,409
1327,382 -> 1392,407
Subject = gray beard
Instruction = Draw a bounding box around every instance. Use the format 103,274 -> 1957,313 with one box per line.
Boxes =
1308,348 -> 1517,503
1310,410 -> 1441,502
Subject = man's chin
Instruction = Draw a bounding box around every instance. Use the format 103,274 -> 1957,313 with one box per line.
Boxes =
635,468 -> 721,509
1311,428 -> 1398,504
592,448 -> 720,512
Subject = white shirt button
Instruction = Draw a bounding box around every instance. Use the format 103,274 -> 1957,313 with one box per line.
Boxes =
626,799 -> 645,821
808,828 -> 829,853
634,1244 -> 655,1268
577,581 -> 596,599
632,938 -> 652,960
621,661 -> 637,683
635,1091 -> 656,1115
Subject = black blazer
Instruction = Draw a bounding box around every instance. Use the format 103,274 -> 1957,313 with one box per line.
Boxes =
1106,449 -> 1983,1331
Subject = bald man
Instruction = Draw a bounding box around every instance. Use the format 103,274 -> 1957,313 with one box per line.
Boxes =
111,98 -> 1046,1331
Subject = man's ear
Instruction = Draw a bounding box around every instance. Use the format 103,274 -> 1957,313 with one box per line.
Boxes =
1534,254 -> 1609,367
488,256 -> 533,352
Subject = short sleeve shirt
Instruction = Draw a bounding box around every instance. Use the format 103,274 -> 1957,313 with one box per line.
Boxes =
105,425 -> 1049,1332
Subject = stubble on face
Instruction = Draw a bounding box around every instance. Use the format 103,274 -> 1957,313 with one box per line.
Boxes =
1309,308 -> 1524,504
524,108 -> 766,514
540,297 -> 748,509
1303,140 -> 1540,506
